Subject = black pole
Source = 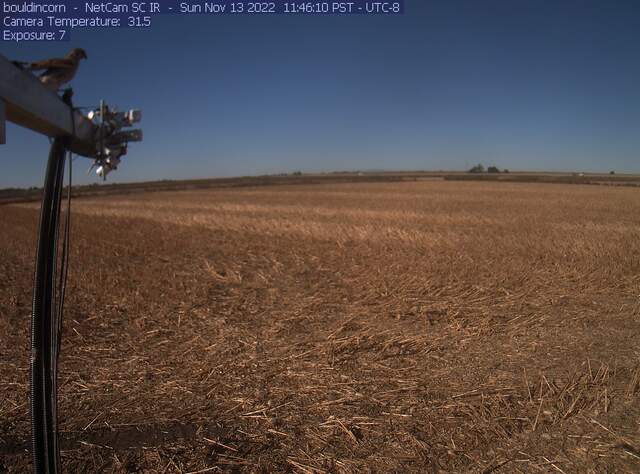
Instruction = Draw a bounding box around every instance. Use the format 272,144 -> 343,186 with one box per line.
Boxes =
31,136 -> 67,474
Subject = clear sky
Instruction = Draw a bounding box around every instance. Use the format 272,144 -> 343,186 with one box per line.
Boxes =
2,0 -> 639,187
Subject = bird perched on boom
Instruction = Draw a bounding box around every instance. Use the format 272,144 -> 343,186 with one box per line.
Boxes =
13,48 -> 88,91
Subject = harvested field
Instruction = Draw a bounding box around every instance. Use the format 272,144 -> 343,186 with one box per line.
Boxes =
1,180 -> 639,472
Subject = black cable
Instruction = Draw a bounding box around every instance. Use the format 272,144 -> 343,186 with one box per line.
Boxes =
53,98 -> 75,472
51,152 -> 72,470
56,155 -> 72,357
30,136 -> 67,474
58,100 -> 75,342
31,92 -> 74,474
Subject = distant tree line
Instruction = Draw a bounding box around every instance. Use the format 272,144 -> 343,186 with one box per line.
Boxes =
468,163 -> 509,174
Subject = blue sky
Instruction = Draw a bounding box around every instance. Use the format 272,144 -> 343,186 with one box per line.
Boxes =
2,0 -> 640,187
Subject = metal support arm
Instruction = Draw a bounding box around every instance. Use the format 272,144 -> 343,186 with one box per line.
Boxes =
0,54 -> 97,157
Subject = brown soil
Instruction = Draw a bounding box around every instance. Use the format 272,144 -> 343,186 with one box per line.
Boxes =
1,181 -> 639,472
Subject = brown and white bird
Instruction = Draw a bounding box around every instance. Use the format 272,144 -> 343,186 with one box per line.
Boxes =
14,48 -> 88,91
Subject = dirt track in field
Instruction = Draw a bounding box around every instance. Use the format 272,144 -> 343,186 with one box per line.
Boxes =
1,181 -> 639,472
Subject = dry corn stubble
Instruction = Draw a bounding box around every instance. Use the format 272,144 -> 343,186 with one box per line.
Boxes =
1,180 -> 639,472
